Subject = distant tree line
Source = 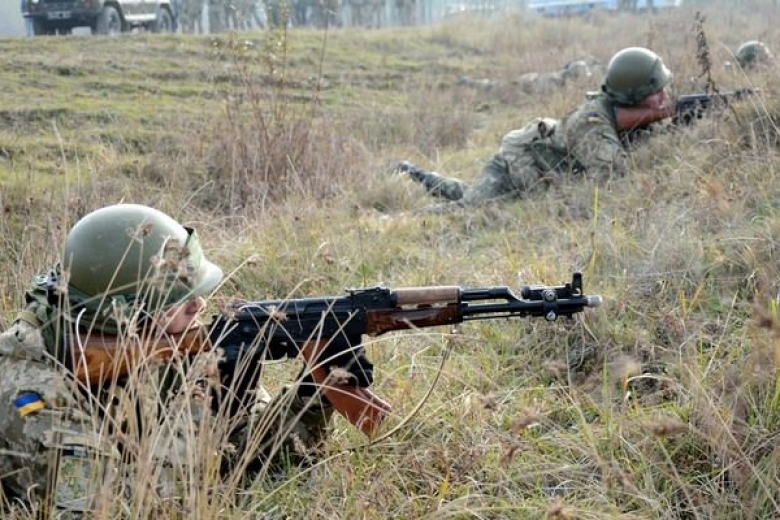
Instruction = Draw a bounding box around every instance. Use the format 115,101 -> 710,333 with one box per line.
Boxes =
181,0 -> 524,33
617,0 -> 655,10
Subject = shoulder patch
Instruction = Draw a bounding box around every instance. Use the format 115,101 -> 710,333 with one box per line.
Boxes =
586,112 -> 602,123
14,392 -> 45,416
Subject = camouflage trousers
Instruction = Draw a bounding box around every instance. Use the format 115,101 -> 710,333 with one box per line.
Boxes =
404,117 -> 563,205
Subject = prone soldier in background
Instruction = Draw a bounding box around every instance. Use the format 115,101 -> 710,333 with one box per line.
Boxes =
457,56 -> 600,94
515,57 -> 600,95
396,47 -> 676,208
0,204 -> 366,515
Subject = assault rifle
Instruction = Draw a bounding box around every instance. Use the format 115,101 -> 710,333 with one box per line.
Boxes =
673,88 -> 757,125
585,88 -> 757,125
72,273 -> 601,437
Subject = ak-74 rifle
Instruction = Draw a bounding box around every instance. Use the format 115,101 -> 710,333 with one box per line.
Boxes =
72,273 -> 602,437
586,87 -> 758,126
672,88 -> 758,125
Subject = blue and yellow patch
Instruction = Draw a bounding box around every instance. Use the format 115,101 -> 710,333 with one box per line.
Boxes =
14,392 -> 45,417
586,112 -> 602,124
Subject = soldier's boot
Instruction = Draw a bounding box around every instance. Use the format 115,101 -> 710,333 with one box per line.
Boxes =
396,161 -> 466,201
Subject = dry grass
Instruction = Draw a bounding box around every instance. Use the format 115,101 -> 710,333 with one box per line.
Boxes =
3,2 -> 780,518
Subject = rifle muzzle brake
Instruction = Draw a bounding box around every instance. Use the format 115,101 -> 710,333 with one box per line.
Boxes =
585,295 -> 603,308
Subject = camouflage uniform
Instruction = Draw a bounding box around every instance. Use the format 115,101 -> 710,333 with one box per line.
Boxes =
400,47 -> 668,206
0,318 -> 335,513
400,96 -> 627,205
0,320 -> 120,514
0,204 -> 338,513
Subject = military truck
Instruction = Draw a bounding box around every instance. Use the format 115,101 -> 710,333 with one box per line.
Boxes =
22,0 -> 176,36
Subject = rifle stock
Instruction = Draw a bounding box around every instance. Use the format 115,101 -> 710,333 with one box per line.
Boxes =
72,272 -> 601,438
71,329 -> 391,437
71,327 -> 210,385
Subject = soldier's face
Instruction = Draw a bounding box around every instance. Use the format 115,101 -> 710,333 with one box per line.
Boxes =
157,297 -> 206,334
636,88 -> 670,110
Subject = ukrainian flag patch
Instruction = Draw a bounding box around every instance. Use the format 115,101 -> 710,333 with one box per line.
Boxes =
586,112 -> 601,123
14,392 -> 45,417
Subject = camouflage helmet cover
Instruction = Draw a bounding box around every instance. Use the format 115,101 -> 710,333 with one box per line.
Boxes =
62,204 -> 223,316
735,40 -> 773,68
602,47 -> 673,106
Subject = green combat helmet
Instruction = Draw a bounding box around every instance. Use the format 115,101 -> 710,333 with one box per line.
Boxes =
601,47 -> 672,106
735,40 -> 773,70
61,204 -> 223,332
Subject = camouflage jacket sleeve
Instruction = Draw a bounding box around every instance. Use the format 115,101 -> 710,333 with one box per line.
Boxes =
560,97 -> 628,181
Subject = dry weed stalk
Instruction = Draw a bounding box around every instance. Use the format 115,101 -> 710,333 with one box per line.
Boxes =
693,12 -> 718,94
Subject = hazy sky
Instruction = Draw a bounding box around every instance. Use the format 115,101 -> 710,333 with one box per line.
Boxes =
1,1 -> 26,38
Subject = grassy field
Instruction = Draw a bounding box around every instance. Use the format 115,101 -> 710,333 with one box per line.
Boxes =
3,2 -> 780,518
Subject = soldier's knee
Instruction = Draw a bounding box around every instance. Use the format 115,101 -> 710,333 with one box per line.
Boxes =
429,176 -> 466,201
484,153 -> 508,177
461,154 -> 516,204
483,153 -> 513,190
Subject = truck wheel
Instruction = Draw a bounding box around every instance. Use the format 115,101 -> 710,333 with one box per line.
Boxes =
94,5 -> 122,35
153,7 -> 174,33
32,19 -> 54,35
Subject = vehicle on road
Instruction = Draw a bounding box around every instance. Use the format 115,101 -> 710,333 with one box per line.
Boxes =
22,0 -> 176,36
